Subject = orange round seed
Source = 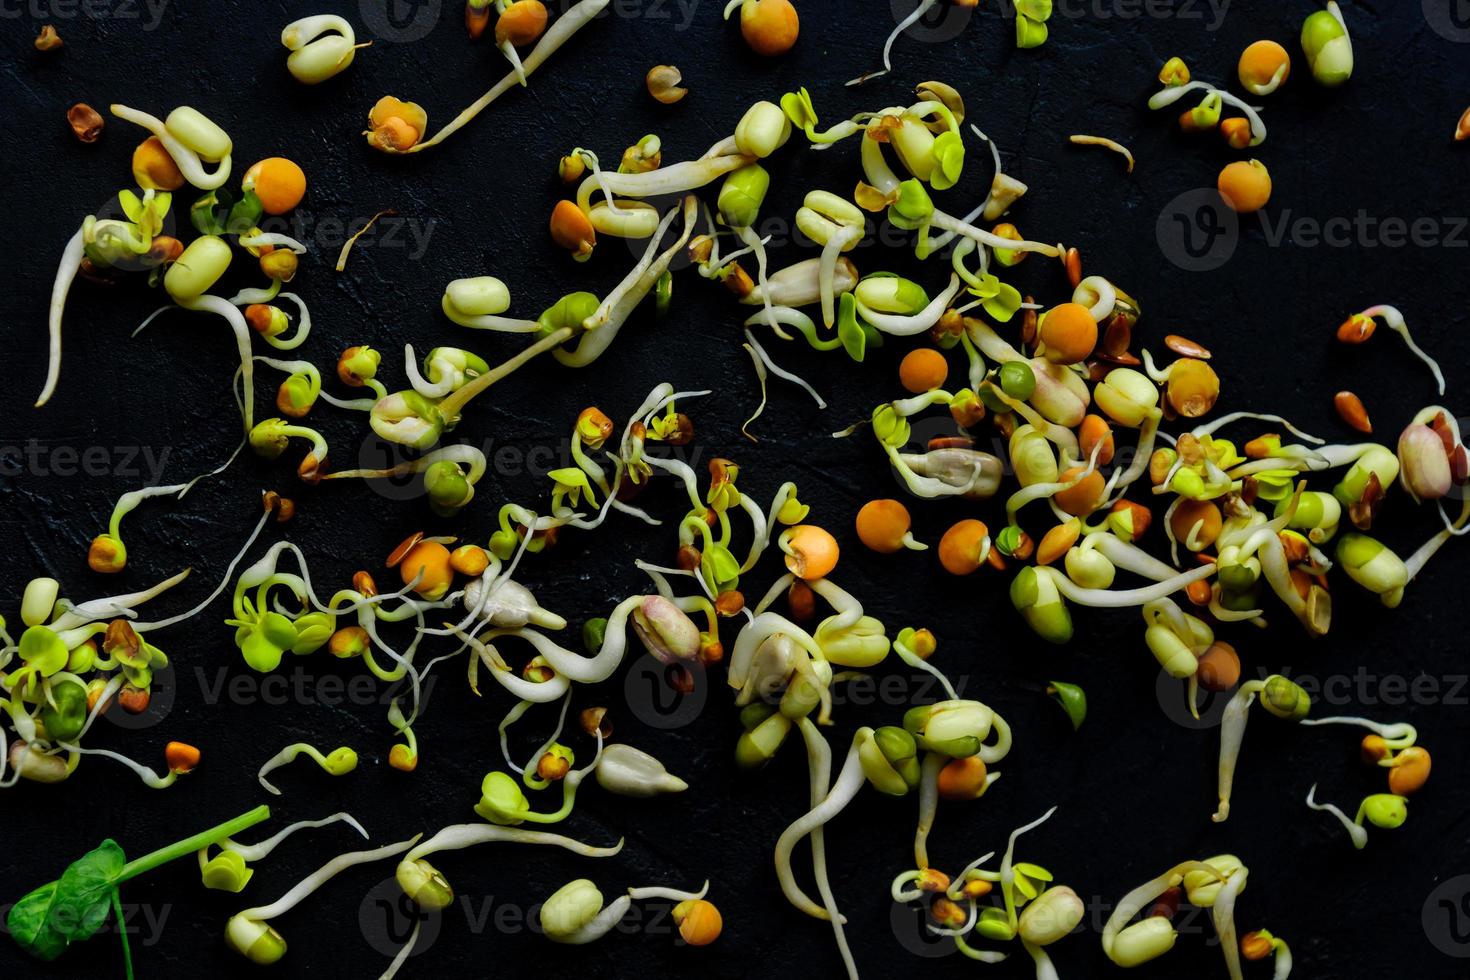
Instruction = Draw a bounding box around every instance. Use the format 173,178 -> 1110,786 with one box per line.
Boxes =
1053,466 -> 1106,517
1217,159 -> 1272,213
1037,303 -> 1098,364
244,157 -> 307,215
855,499 -> 914,554
899,348 -> 949,393
740,0 -> 799,56
938,519 -> 990,575
1237,40 -> 1291,91
1169,498 -> 1222,549
784,525 -> 839,580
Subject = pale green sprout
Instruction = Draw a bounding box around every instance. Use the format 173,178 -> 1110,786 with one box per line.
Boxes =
257,743 -> 359,795
282,15 -> 366,83
795,190 -> 866,328
325,444 -> 487,517
154,235 -> 260,432
541,879 -> 708,944
949,808 -> 1081,977
1301,2 -> 1353,87
392,824 -> 622,933
1101,857 -> 1257,979
1141,597 -> 1214,715
1335,533 -> 1408,608
38,189 -> 173,408
1147,79 -> 1267,146
840,394 -> 1000,500
248,418 -> 329,481
198,812 -> 368,892
1305,785 -> 1408,849
441,276 -> 541,332
772,725 -> 900,979
84,481 -> 193,573
225,835 -> 421,965
1214,675 -> 1311,823
111,104 -> 233,188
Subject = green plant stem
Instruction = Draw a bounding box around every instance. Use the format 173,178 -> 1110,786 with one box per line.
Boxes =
118,805 -> 271,883
111,888 -> 134,980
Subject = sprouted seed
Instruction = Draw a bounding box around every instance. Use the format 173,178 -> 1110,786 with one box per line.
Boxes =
1068,134 -> 1135,172
282,15 -> 367,84
366,0 -> 608,153
257,743 -> 359,795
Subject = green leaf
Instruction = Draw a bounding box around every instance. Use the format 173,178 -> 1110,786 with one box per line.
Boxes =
7,882 -> 70,960
118,190 -> 143,224
190,191 -> 228,236
226,190 -> 264,236
18,626 -> 68,676
837,293 -> 867,362
53,840 -> 126,941
7,840 -> 126,960
982,280 -> 1023,323
1047,680 -> 1087,731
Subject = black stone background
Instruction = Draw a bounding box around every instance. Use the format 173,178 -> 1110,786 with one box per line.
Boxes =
2,1 -> 1469,977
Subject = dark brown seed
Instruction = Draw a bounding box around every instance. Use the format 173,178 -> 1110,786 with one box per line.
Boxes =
1102,317 -> 1133,357
67,103 -> 103,143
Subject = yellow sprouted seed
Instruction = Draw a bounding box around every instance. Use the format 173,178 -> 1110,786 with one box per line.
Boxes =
1069,134 -> 1135,173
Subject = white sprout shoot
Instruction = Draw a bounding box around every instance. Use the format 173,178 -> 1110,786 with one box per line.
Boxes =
1305,784 -> 1368,849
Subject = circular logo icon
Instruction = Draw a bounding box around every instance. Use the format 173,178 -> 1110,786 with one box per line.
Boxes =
623,657 -> 708,730
101,663 -> 176,730
1156,188 -> 1239,272
1424,875 -> 1470,957
359,875 -> 443,959
353,437 -> 431,504
360,0 -> 443,42
89,192 -> 179,275
1424,0 -> 1470,42
890,896 -> 956,959
1155,667 -> 1232,731
887,0 -> 976,46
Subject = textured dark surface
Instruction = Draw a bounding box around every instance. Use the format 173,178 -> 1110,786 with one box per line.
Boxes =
2,1 -> 1470,978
